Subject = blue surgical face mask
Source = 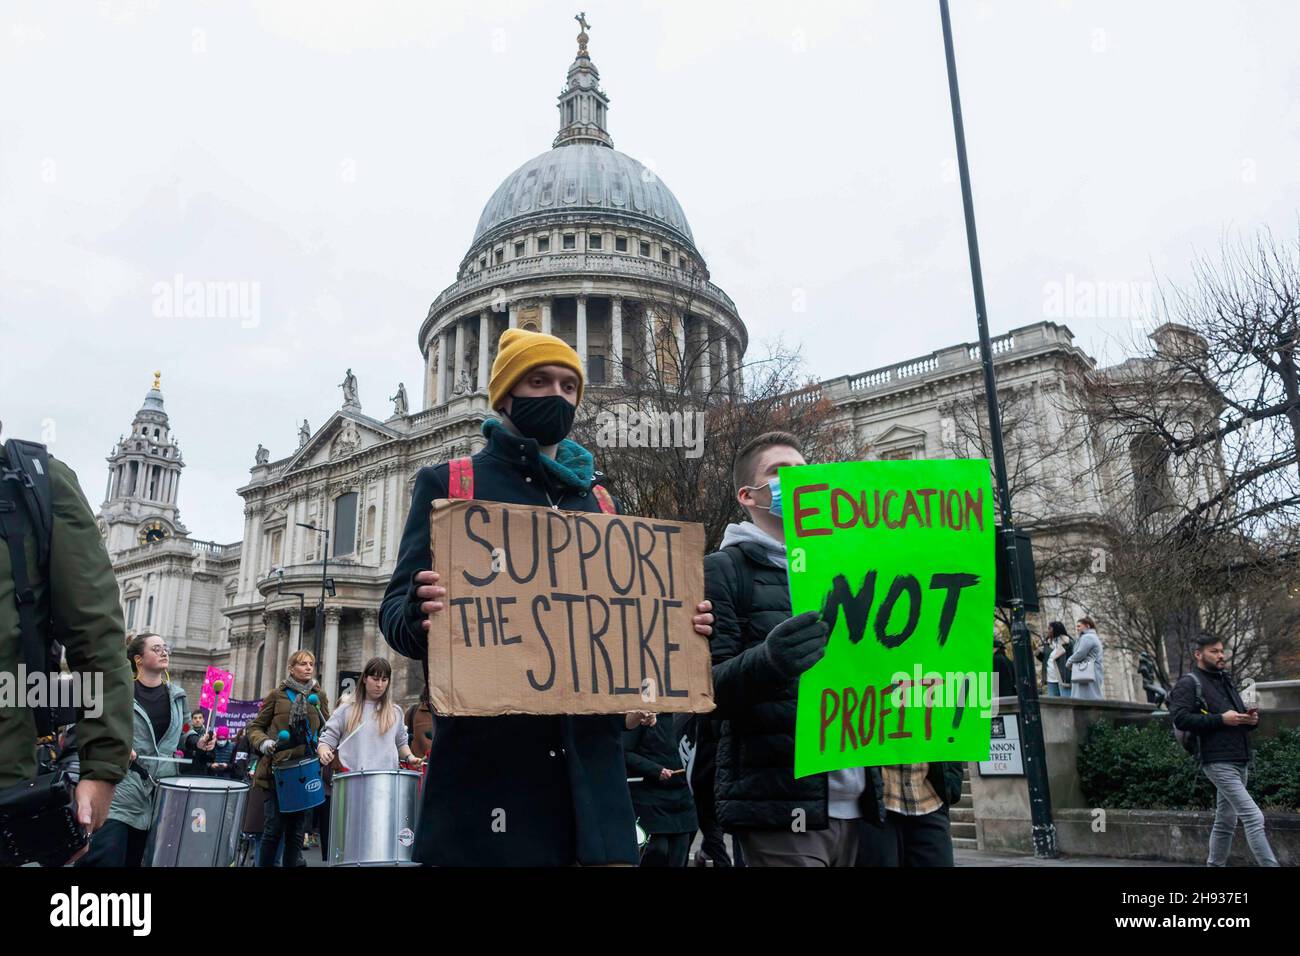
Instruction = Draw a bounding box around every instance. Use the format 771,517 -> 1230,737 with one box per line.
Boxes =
742,477 -> 782,517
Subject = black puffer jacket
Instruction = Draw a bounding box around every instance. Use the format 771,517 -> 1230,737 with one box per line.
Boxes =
380,424 -> 638,867
706,538 -> 885,832
623,718 -> 698,834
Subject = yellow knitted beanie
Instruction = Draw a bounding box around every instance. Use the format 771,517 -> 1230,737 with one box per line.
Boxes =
487,328 -> 585,410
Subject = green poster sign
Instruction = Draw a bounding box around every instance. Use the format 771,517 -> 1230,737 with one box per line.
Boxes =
779,459 -> 996,778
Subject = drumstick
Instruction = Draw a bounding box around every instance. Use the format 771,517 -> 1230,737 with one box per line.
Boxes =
626,777 -> 645,783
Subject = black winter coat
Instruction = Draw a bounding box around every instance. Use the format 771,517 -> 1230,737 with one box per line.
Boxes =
1169,667 -> 1254,765
623,718 -> 698,834
706,539 -> 886,832
380,425 -> 639,867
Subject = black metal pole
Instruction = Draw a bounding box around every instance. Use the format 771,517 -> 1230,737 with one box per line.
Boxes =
314,529 -> 329,664
938,0 -> 1058,858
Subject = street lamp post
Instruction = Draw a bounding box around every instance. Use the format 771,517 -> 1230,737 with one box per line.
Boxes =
274,568 -> 307,652
296,521 -> 332,665
938,0 -> 1059,858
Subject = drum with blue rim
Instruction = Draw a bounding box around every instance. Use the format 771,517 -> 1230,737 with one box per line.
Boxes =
273,756 -> 325,813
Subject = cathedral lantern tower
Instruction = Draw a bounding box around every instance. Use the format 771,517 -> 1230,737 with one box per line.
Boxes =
101,371 -> 188,555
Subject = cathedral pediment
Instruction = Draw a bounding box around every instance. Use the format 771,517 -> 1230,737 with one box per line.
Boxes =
870,424 -> 929,453
282,411 -> 400,472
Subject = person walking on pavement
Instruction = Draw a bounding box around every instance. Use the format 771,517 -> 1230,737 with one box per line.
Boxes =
1066,617 -> 1105,700
1170,633 -> 1278,867
1041,621 -> 1072,698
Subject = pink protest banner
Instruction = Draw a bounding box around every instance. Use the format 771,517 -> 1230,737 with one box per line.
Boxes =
200,665 -> 234,713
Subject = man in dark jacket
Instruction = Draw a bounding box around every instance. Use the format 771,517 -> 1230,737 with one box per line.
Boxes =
1169,633 -> 1278,867
993,639 -> 1016,699
381,328 -> 715,867
624,716 -> 698,866
706,431 -> 887,867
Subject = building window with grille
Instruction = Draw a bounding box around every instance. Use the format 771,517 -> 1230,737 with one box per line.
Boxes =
514,241 -> 525,258
146,596 -> 154,627
494,248 -> 504,265
639,240 -> 650,257
588,233 -> 602,250
563,234 -> 576,250
537,236 -> 550,253
333,492 -> 358,556
615,236 -> 628,252
661,249 -> 671,264
588,353 -> 606,384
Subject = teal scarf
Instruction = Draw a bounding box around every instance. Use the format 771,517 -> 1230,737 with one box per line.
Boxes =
482,418 -> 595,492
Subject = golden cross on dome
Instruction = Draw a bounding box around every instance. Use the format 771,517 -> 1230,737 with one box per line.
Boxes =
575,12 -> 589,32
153,370 -> 161,390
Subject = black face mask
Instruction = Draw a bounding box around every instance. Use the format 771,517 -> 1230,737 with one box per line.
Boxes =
505,394 -> 576,445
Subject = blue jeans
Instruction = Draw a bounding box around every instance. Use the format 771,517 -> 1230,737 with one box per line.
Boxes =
1202,762 -> 1279,866
1046,683 -> 1070,698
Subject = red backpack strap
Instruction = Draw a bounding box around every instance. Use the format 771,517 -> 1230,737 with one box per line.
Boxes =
448,457 -> 474,500
590,483 -> 616,515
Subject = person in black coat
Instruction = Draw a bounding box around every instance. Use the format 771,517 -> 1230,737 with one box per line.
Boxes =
706,431 -> 888,867
624,716 -> 698,866
380,328 -> 716,867
993,639 -> 1017,698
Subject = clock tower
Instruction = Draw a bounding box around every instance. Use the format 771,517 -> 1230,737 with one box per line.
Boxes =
100,371 -> 189,555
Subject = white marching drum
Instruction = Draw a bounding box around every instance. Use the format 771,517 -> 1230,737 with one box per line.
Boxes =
327,769 -> 421,866
144,776 -> 249,867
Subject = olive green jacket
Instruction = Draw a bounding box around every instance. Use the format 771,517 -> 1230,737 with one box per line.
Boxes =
0,448 -> 133,789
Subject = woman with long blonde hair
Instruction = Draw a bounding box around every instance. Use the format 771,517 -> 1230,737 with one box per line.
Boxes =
318,657 -> 421,773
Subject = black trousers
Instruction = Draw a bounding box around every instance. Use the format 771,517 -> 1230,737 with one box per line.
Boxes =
258,789 -> 306,867
640,831 -> 693,867
76,818 -> 150,868
858,807 -> 954,867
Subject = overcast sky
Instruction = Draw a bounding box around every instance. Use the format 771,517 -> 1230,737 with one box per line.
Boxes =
3,0 -> 1298,543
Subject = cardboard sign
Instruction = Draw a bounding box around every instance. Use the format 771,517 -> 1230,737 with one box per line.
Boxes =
426,499 -> 715,716
779,460 -> 995,777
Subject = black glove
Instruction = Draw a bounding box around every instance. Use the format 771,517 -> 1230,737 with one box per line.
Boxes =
762,610 -> 829,679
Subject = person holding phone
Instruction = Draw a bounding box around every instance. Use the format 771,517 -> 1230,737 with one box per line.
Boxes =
1169,633 -> 1278,867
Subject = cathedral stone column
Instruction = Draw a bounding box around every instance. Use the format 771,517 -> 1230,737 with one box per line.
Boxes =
477,311 -> 490,392
610,297 -> 624,384
361,608 -> 379,664
699,318 -> 712,390
644,305 -> 656,376
454,318 -> 466,393
541,296 -> 553,335
286,608 -> 303,658
719,336 -> 731,395
576,295 -> 588,373
261,613 -> 281,689
438,328 -> 453,404
322,606 -> 342,703
276,611 -> 292,682
674,312 -> 686,369
508,301 -> 518,329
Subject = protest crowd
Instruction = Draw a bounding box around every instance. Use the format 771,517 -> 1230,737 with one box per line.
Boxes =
0,327 -> 1281,869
